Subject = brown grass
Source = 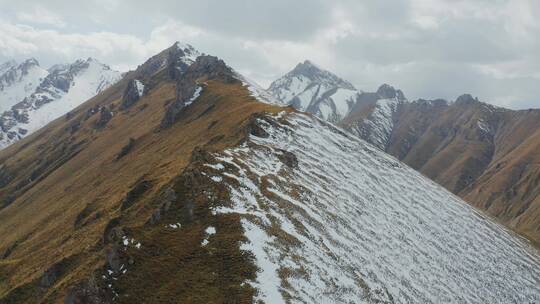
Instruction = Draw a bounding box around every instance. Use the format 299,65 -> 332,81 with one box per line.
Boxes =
0,68 -> 289,303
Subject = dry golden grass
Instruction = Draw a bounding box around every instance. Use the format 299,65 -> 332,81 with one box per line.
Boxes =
0,69 -> 289,303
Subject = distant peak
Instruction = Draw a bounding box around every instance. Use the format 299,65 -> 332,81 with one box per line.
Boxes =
292,59 -> 323,74
377,83 -> 406,100
455,94 -> 478,105
172,41 -> 197,54
286,60 -> 355,90
21,58 -> 40,67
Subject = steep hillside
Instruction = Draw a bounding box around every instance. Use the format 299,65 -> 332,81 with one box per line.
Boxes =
270,61 -> 540,245
342,95 -> 540,244
0,58 -> 121,149
0,43 -> 288,303
0,45 -> 539,303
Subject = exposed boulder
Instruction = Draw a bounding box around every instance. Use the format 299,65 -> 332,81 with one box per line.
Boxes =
120,80 -> 144,110
95,106 -> 113,129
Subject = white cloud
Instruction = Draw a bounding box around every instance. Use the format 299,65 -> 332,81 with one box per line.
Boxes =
0,0 -> 538,109
16,6 -> 66,28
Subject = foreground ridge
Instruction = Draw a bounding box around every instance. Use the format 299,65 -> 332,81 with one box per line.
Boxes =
205,112 -> 540,303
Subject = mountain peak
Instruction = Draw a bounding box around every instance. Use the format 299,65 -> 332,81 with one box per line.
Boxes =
455,94 -> 478,105
376,83 -> 406,100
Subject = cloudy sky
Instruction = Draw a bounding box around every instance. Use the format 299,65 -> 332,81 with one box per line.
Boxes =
0,0 -> 538,109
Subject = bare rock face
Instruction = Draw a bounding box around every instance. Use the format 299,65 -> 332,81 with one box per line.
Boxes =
120,80 -> 144,110
160,55 -> 237,128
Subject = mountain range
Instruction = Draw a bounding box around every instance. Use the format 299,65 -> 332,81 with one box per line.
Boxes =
269,61 -> 540,245
0,43 -> 538,303
0,58 -> 122,149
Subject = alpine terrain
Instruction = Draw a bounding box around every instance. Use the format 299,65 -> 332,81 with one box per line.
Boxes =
270,62 -> 540,245
0,58 -> 122,149
0,43 -> 539,303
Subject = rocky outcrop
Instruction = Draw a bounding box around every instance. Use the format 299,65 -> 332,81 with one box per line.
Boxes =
95,106 -> 113,129
120,80 -> 144,110
160,55 -> 237,128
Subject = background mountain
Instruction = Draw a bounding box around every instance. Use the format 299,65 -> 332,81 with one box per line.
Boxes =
268,60 -> 360,123
0,58 -> 122,149
0,43 -> 538,303
270,62 -> 540,245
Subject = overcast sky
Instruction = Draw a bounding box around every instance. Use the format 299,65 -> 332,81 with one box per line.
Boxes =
0,0 -> 538,109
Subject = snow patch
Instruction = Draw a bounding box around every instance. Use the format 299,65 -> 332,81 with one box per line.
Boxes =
185,86 -> 202,106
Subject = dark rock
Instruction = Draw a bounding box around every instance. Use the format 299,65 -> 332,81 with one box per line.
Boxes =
40,259 -> 67,288
377,83 -> 406,100
455,94 -> 478,105
120,179 -> 153,210
120,79 -> 144,110
277,149 -> 298,168
84,106 -> 99,120
103,217 -> 123,244
160,55 -> 237,128
116,138 -> 136,160
95,107 -> 113,129
147,187 -> 177,225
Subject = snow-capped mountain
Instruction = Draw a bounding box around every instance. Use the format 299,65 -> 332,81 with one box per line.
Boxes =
0,58 -> 122,149
0,59 -> 48,113
268,60 -> 360,123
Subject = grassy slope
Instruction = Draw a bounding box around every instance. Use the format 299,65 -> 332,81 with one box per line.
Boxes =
0,68 -> 288,303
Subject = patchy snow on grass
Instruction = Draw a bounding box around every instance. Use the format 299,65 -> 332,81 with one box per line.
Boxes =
209,112 -> 540,303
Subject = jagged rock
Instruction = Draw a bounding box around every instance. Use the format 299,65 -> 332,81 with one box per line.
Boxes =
377,83 -> 406,100
103,217 -> 123,244
0,165 -> 13,188
84,106 -> 100,120
148,187 -> 177,225
120,80 -> 144,110
95,107 -> 113,129
160,56 -> 237,128
456,94 -> 478,105
167,42 -> 200,80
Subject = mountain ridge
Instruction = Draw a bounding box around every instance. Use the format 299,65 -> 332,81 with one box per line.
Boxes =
269,61 -> 540,244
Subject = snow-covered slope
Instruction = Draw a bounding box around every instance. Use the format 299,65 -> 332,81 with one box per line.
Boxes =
345,84 -> 407,150
0,59 -> 48,113
0,58 -> 121,149
268,60 -> 359,122
204,111 -> 540,303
